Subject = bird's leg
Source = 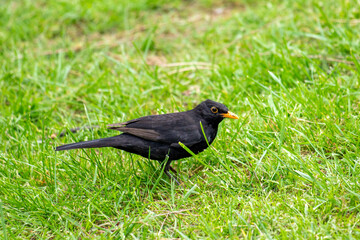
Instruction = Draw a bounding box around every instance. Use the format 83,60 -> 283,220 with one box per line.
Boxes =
164,160 -> 180,185
169,166 -> 177,174
164,170 -> 181,185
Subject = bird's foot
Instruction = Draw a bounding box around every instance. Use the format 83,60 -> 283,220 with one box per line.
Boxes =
164,170 -> 181,185
169,166 -> 177,174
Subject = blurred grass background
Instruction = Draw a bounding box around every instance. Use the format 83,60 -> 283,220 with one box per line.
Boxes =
1,0 -> 360,238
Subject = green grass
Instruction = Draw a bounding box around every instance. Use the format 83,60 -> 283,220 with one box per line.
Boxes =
1,0 -> 360,238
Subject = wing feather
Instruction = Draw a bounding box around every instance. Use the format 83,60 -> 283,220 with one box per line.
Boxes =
110,127 -> 161,141
107,111 -> 203,144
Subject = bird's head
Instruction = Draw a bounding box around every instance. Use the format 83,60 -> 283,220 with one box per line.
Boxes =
194,99 -> 238,124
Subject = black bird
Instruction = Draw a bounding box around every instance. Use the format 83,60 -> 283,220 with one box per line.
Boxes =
56,100 -> 238,184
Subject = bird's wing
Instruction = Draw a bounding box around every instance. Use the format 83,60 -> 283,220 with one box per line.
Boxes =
107,112 -> 203,144
108,127 -> 161,141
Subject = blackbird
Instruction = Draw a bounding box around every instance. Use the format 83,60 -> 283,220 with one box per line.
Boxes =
56,99 -> 238,184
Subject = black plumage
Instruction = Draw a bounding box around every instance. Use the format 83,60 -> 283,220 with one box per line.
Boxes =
56,99 -> 238,184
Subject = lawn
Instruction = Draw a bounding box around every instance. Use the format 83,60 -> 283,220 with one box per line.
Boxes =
1,0 -> 360,238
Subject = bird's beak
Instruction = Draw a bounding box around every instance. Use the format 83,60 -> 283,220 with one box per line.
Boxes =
221,111 -> 239,119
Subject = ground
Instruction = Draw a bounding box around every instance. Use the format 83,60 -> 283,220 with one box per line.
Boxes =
0,0 -> 360,238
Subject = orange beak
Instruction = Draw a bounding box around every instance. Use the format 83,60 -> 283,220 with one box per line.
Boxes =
220,111 -> 239,119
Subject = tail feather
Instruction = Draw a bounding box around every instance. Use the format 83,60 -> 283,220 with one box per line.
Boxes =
56,136 -> 122,151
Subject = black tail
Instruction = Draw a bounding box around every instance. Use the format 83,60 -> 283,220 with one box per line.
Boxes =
56,135 -> 122,151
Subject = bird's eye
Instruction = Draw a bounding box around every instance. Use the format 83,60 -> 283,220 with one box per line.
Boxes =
211,107 -> 218,113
